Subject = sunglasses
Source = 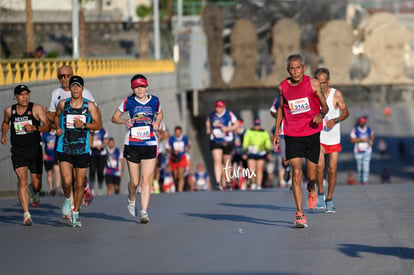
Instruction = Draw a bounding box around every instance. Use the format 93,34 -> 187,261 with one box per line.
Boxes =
58,73 -> 73,79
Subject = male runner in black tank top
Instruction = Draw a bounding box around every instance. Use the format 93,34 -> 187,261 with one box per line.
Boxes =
1,84 -> 50,226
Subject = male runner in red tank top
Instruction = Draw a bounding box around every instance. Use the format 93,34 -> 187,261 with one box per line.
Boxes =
273,54 -> 328,228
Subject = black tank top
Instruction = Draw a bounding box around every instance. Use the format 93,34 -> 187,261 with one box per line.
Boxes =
10,102 -> 41,149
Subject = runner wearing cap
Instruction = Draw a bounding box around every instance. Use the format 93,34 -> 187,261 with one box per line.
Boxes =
1,84 -> 50,226
111,74 -> 163,224
350,116 -> 374,185
55,75 -> 102,227
205,99 -> 240,190
47,65 -> 96,207
242,118 -> 272,190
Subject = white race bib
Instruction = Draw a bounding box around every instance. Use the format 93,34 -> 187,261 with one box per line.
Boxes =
93,137 -> 102,147
66,114 -> 86,129
13,120 -> 32,135
213,128 -> 225,138
173,141 -> 185,152
131,126 -> 151,140
357,142 -> 369,152
247,145 -> 258,154
288,97 -> 310,115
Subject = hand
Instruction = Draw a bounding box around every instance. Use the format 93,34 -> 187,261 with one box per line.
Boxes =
56,128 -> 63,136
312,113 -> 324,124
74,118 -> 84,129
24,124 -> 36,132
125,119 -> 134,129
273,135 -> 280,150
1,136 -> 7,145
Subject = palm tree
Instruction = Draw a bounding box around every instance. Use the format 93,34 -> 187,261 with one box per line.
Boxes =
26,0 -> 34,54
136,4 -> 152,59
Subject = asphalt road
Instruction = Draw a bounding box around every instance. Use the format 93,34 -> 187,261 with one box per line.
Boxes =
1,183 -> 413,275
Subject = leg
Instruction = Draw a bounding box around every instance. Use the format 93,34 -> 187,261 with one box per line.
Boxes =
177,166 -> 185,192
255,159 -> 265,188
326,152 -> 339,200
73,168 -> 87,212
211,149 -> 224,188
140,158 -> 156,211
290,158 -> 304,215
47,169 -> 54,192
59,162 -> 74,199
127,161 -> 140,202
247,158 -> 257,185
15,167 -> 29,213
361,152 -> 371,184
354,154 -> 363,183
53,164 -> 61,191
316,145 -> 326,194
97,155 -> 106,190
107,183 -> 114,195
89,156 -> 97,190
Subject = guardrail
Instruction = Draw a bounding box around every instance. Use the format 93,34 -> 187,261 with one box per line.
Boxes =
0,58 -> 175,86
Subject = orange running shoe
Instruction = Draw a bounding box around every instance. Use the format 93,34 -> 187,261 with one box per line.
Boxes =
293,212 -> 308,228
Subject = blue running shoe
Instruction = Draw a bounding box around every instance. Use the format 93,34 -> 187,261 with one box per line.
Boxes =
62,198 -> 72,219
71,212 -> 82,227
316,193 -> 326,210
325,200 -> 336,214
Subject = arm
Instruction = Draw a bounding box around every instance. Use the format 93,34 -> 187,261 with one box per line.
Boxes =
205,117 -> 211,135
84,102 -> 102,131
153,109 -> 163,131
325,89 -> 350,129
111,109 -> 134,128
30,104 -> 50,133
311,78 -> 328,124
54,101 -> 64,136
222,114 -> 240,132
1,107 -> 12,145
273,85 -> 284,148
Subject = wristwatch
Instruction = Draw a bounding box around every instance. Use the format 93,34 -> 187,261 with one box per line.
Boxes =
82,123 -> 86,129
334,118 -> 339,124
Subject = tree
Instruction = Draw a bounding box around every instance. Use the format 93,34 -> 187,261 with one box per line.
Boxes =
136,4 -> 152,59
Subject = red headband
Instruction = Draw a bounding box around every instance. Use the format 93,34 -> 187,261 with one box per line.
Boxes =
131,78 -> 148,88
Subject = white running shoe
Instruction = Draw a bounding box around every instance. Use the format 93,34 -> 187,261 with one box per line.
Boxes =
127,199 -> 136,217
140,210 -> 150,224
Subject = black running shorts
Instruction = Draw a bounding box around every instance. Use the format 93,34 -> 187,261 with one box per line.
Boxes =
284,132 -> 320,164
56,152 -> 90,168
123,145 -> 157,163
209,140 -> 234,155
11,145 -> 43,174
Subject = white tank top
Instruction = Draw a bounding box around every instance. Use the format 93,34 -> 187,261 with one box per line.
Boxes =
320,88 -> 341,145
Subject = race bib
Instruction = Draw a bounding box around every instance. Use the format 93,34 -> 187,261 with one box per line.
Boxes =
247,145 -> 258,154
173,141 -> 185,152
288,97 -> 310,115
107,156 -> 117,168
131,126 -> 151,140
66,114 -> 86,129
357,142 -> 369,152
93,137 -> 102,147
213,128 -> 225,138
13,120 -> 32,135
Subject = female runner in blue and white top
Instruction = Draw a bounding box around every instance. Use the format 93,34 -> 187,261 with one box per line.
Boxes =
111,74 -> 163,224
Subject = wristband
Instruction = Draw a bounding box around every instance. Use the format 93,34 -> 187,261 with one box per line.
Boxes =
319,111 -> 325,117
82,123 -> 86,129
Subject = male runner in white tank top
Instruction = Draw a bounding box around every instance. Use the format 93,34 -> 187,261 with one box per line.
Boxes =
314,68 -> 349,213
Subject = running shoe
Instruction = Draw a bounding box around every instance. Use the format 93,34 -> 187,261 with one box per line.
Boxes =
71,212 -> 82,227
23,212 -> 32,226
325,200 -> 336,214
140,210 -> 150,224
82,182 -> 93,206
62,198 -> 72,219
293,212 -> 308,228
316,193 -> 326,210
28,184 -> 40,208
306,182 -> 317,209
127,199 -> 136,217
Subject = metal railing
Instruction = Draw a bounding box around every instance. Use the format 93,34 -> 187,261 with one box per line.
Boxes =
0,58 -> 175,86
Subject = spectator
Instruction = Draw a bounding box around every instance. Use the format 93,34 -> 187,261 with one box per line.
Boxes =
41,123 -> 61,196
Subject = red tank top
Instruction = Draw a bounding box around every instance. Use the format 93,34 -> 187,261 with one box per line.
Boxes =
281,75 -> 322,137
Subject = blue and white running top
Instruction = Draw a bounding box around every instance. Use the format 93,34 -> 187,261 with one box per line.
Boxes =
56,98 -> 92,155
118,94 -> 161,146
208,109 -> 238,143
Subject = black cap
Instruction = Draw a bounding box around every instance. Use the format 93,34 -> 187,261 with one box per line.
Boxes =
14,84 -> 31,95
69,75 -> 84,87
